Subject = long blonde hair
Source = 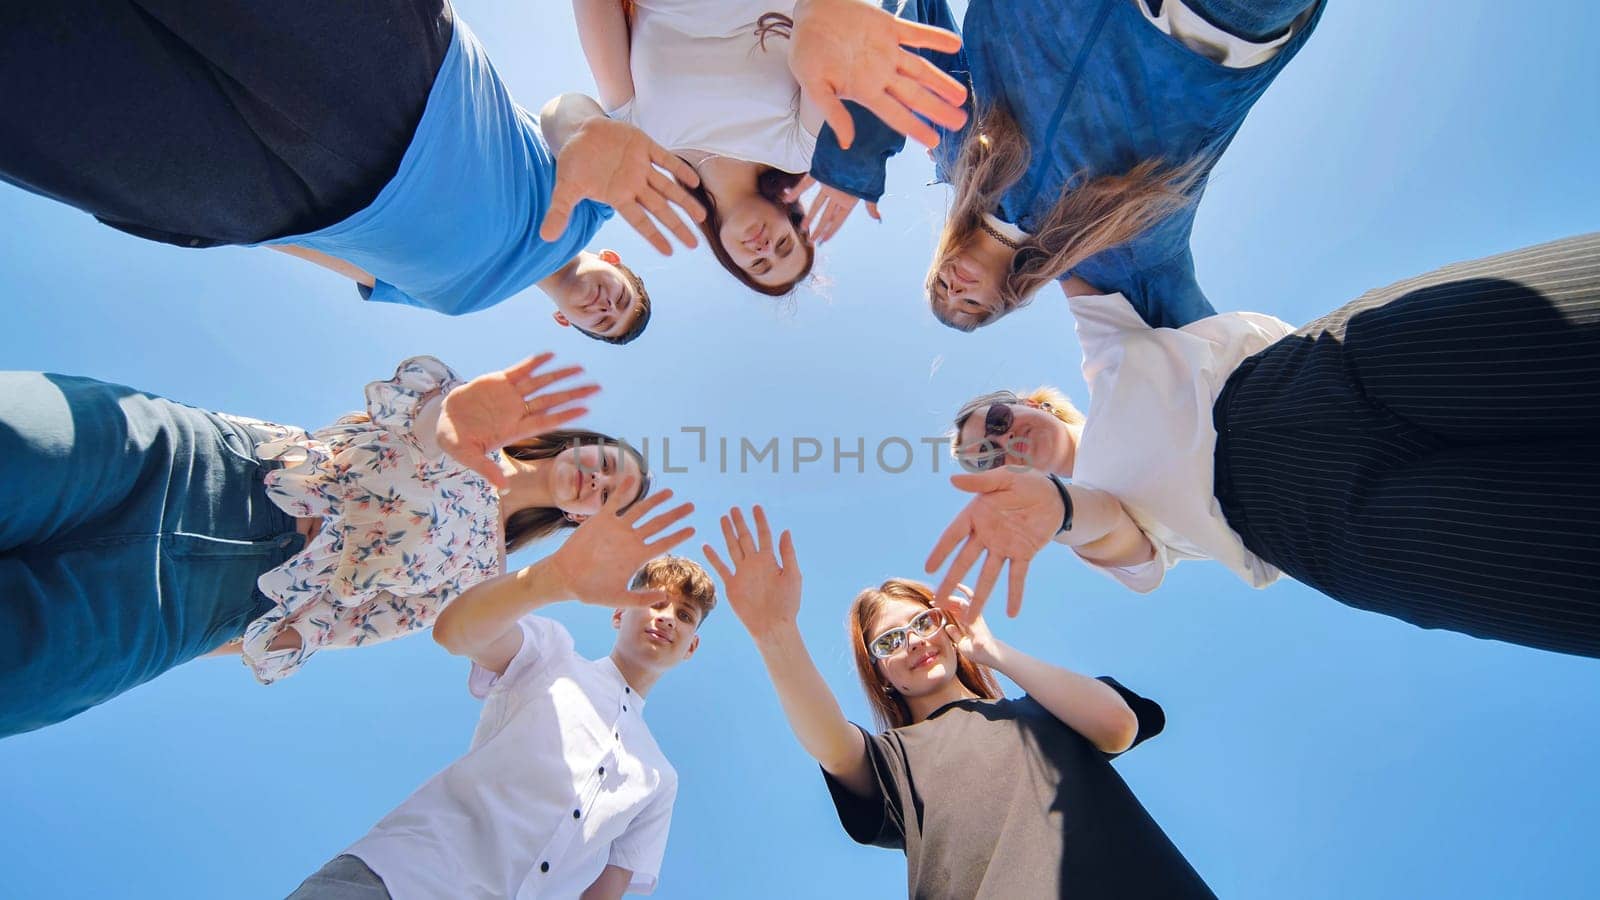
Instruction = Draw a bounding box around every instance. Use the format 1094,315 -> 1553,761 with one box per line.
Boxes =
929,106 -> 1204,331
848,579 -> 1002,731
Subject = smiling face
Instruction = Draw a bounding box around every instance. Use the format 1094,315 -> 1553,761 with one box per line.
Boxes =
548,442 -> 645,521
865,598 -> 963,700
549,250 -> 645,340
718,196 -> 809,289
954,400 -> 1071,474
928,247 -> 1008,329
611,594 -> 703,674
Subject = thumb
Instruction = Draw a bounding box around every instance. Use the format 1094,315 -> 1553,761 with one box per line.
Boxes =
867,202 -> 881,222
539,182 -> 581,242
817,93 -> 855,149
784,174 -> 815,202
623,587 -> 674,607
458,449 -> 508,491
949,467 -> 1012,495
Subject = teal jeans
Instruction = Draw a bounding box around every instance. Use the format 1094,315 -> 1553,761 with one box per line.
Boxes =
0,373 -> 304,738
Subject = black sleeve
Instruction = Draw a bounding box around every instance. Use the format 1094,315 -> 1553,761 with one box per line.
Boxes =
1097,676 -> 1166,757
819,724 -> 907,850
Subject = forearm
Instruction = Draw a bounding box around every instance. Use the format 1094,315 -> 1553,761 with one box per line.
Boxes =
572,0 -> 636,111
985,641 -> 1138,753
539,93 -> 608,155
1059,485 -> 1157,568
433,560 -> 567,657
752,624 -> 868,776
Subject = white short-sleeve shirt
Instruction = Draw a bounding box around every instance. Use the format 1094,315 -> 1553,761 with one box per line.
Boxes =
348,616 -> 677,899
610,0 -> 818,172
1066,292 -> 1296,592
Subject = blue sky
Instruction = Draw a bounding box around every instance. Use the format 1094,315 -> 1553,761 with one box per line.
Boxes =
3,1 -> 1599,898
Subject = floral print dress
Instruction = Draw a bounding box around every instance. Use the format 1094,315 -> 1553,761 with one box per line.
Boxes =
225,357 -> 503,684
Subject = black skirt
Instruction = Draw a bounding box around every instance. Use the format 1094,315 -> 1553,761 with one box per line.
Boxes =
1213,233 -> 1600,658
0,0 -> 451,246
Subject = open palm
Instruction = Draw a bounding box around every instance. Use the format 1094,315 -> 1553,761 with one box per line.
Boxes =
549,479 -> 697,608
790,0 -> 968,149
539,117 -> 706,255
436,353 -> 598,489
703,505 -> 803,643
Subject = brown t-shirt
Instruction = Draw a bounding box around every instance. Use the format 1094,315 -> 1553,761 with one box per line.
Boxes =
823,678 -> 1214,899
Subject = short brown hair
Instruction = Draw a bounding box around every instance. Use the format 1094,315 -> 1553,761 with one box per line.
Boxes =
575,260 -> 652,345
629,556 -> 717,625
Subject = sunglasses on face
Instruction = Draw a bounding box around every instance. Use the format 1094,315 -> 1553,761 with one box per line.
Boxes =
867,607 -> 951,660
959,402 -> 1015,472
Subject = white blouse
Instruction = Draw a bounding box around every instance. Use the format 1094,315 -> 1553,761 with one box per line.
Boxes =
225,357 -> 503,684
1066,292 -> 1295,591
610,0 -> 819,173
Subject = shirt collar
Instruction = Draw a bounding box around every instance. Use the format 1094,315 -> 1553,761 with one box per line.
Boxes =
597,655 -> 647,712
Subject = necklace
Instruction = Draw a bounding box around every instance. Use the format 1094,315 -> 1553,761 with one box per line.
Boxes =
978,215 -> 1023,251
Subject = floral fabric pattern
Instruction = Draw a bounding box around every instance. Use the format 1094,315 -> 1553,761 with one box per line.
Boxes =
225,357 -> 502,684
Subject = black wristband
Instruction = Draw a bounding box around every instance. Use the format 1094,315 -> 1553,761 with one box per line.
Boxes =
1047,473 -> 1074,535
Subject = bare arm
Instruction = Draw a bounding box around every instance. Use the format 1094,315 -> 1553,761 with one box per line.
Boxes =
433,482 -> 697,675
571,0 -> 636,111
1060,484 -> 1157,570
752,623 -> 873,795
959,615 -> 1138,753
579,864 -> 633,900
269,245 -> 376,288
703,507 -> 873,796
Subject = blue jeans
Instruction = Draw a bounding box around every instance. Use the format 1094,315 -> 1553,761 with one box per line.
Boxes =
1178,0 -> 1317,41
0,373 -> 304,737
287,856 -> 392,900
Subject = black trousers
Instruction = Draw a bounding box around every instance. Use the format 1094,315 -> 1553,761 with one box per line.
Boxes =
1214,233 -> 1600,658
0,0 -> 450,246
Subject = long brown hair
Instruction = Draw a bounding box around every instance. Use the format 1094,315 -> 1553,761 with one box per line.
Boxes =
501,429 -> 652,553
684,165 -> 817,297
848,579 -> 1002,731
930,105 -> 1205,331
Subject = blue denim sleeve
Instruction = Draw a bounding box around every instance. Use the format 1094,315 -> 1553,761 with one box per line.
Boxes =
808,0 -> 968,202
1123,249 -> 1216,329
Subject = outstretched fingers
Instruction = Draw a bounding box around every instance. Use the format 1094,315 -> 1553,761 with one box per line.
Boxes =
778,529 -> 800,575
617,203 -> 674,256
538,185 -> 581,242
619,485 -> 674,523
728,507 -> 759,558
719,515 -> 745,563
502,352 -> 555,385
931,535 -> 983,612
1005,557 -> 1031,618
702,544 -> 734,582
894,17 -> 964,55
814,92 -> 857,149
864,91 -> 940,150
644,525 -> 696,555
637,500 -> 695,540
647,168 -> 706,225
752,505 -> 774,556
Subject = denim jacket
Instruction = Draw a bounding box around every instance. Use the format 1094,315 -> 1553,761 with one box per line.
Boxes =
810,0 -> 1324,329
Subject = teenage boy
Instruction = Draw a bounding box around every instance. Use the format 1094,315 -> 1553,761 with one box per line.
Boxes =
287,483 -> 705,899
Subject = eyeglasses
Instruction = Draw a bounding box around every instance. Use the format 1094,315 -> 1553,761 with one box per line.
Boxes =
866,607 -> 950,660
959,403 -> 1014,472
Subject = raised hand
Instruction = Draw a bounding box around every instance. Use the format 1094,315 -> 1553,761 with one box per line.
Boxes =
549,478 -> 697,607
702,505 -> 803,644
790,0 -> 968,149
924,468 -> 1065,621
945,586 -> 1002,668
437,353 -> 598,488
799,180 -> 881,244
539,117 -> 707,255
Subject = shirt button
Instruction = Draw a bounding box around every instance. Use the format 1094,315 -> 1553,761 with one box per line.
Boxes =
540,861 -> 550,873
598,766 -> 605,776
573,809 -> 581,819
624,686 -> 631,694
622,705 -> 628,712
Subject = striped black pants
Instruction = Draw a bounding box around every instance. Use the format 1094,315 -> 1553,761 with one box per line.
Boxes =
1213,233 -> 1600,658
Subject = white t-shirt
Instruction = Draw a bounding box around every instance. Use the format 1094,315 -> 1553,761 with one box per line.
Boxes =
1136,0 -> 1301,68
610,0 -> 818,172
349,616 -> 676,899
1065,292 -> 1295,592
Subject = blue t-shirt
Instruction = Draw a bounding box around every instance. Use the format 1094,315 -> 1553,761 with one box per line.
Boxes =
260,19 -> 612,315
